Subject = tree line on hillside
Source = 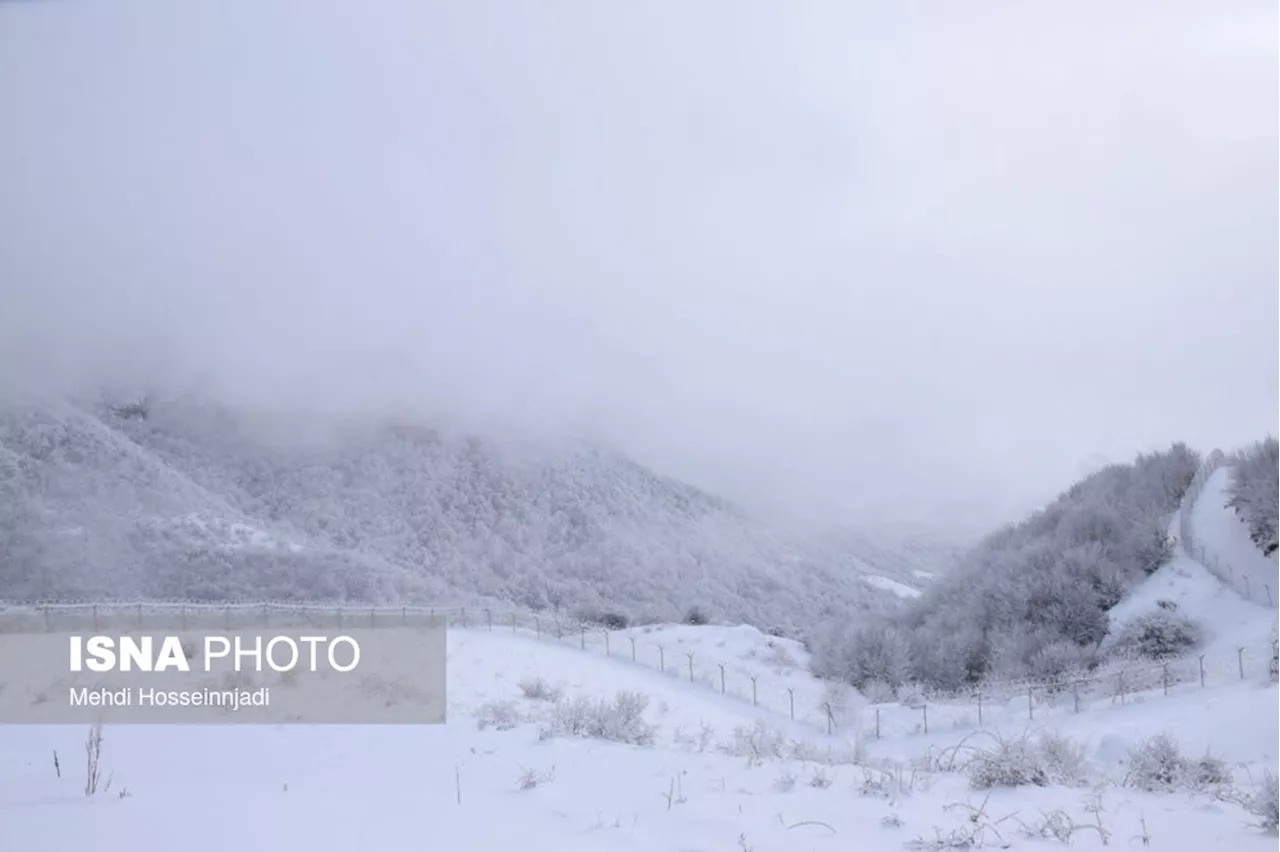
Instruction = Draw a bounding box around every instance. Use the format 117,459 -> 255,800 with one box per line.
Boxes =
0,396 -> 903,633
810,444 -> 1202,695
1226,436 -> 1278,557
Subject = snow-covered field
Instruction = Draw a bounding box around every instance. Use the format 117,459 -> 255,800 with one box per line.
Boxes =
2,613 -> 1276,852
3,463 -> 1276,851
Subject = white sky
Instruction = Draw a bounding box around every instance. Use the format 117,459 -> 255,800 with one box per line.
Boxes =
1,0 -> 1276,535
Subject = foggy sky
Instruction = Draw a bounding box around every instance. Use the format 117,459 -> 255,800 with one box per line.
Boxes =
1,0 -> 1276,536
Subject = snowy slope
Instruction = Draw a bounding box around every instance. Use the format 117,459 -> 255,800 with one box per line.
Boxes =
1105,556 -> 1278,657
862,575 -> 922,599
2,624 -> 1276,852
1192,466 -> 1279,607
1,394 -> 910,631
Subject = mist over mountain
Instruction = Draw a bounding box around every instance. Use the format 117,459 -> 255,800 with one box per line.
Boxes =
0,391 -> 943,632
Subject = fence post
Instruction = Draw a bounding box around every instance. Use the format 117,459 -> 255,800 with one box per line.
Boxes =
1161,662 -> 1170,696
262,602 -> 269,627
1244,576 -> 1252,600
511,613 -> 517,633
603,631 -> 610,656
180,604 -> 187,631
1117,672 -> 1125,705
718,663 -> 726,694
686,652 -> 695,682
136,602 -> 143,628
787,688 -> 795,721
486,609 -> 492,631
824,702 -> 833,735
535,615 -> 541,639
369,606 -> 376,628
658,645 -> 665,673
1027,686 -> 1034,720
402,606 -> 408,626
580,626 -> 586,650
750,675 -> 758,707
223,604 -> 229,631
976,691 -> 983,726
629,637 -> 636,663
556,620 -> 562,640
1198,654 -> 1206,687
1072,681 -> 1080,714
875,706 -> 881,739
1237,646 -> 1245,679
922,704 -> 928,734
461,608 -> 468,629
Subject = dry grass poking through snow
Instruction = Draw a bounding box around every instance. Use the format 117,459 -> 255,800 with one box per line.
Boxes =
458,650 -> 1278,851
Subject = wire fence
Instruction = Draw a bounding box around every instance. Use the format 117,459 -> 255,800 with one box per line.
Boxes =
4,600 -> 1276,741
1177,449 -> 1277,609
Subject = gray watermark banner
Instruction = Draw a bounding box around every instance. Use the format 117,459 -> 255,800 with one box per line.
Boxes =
0,609 -> 446,724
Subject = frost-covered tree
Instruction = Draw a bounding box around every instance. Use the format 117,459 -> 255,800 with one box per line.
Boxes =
0,394 -> 904,633
821,444 -> 1199,693
1225,437 -> 1278,557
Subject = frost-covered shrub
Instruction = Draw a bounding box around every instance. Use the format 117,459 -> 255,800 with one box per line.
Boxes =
1035,731 -> 1091,785
965,731 -> 1090,790
1248,773 -> 1279,831
1108,611 -> 1203,661
1184,753 -> 1231,790
517,676 -> 563,702
1120,733 -> 1228,793
719,721 -> 788,767
967,736 -> 1049,789
539,691 -> 655,746
475,700 -> 523,731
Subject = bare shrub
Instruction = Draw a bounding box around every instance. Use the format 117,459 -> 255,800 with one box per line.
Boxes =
858,760 -> 932,802
1120,733 -> 1228,793
539,691 -> 655,746
965,731 -> 1091,790
516,766 -> 555,790
672,721 -> 717,753
1123,733 -> 1184,791
475,700 -> 523,731
1247,772 -> 1279,831
809,766 -> 834,788
906,795 -> 1017,850
719,721 -> 787,767
517,676 -> 563,703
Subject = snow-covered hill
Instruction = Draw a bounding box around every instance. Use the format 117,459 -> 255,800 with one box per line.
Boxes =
0,392 -> 923,631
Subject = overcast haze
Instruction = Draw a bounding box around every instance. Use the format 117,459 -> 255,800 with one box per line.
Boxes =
1,0 -> 1276,535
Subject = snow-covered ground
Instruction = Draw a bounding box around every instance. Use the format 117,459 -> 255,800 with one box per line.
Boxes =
1191,466 -> 1279,608
2,618 -> 1276,852
1105,556 -> 1278,657
3,462 -> 1276,851
862,575 -> 923,599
